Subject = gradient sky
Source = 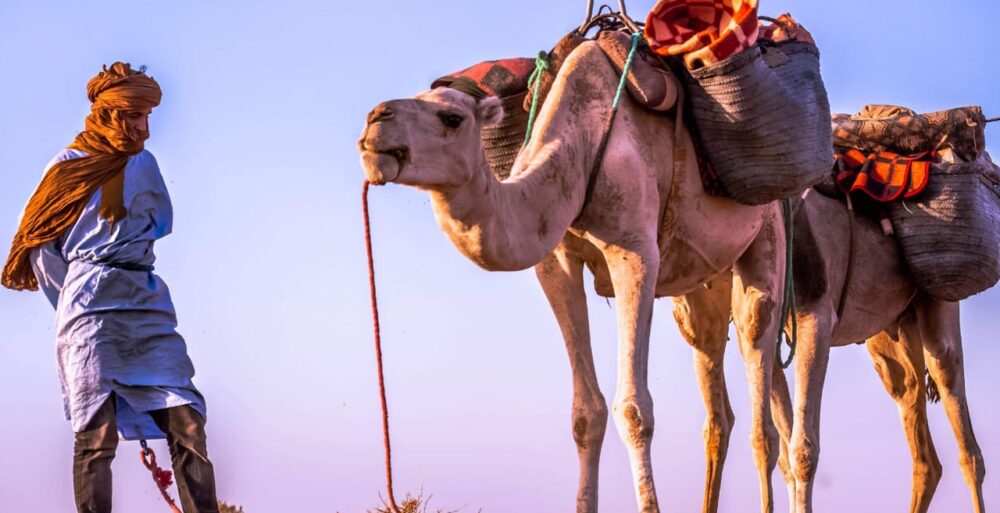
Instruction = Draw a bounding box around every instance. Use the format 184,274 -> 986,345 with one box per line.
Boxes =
1,1 -> 998,512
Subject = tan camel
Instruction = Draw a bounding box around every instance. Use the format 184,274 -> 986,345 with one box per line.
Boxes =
673,188 -> 986,513
358,41 -> 786,513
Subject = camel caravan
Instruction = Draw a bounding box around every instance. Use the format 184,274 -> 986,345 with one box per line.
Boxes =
357,0 -> 999,511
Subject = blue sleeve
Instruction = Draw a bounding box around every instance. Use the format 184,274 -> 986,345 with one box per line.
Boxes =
126,150 -> 174,239
29,242 -> 68,309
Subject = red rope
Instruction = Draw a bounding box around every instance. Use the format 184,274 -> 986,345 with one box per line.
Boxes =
362,180 -> 403,513
140,445 -> 182,513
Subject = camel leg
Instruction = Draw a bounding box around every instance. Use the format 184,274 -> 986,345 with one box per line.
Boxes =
731,209 -> 784,513
535,243 -> 608,513
672,273 -> 735,513
866,322 -> 942,513
915,299 -> 986,513
605,242 -> 660,512
786,309 -> 832,513
770,366 -> 797,512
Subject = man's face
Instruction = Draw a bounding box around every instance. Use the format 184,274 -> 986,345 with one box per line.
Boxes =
123,107 -> 152,134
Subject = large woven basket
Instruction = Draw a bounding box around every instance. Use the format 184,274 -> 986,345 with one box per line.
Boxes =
889,160 -> 1000,301
481,92 -> 529,180
684,40 -> 833,205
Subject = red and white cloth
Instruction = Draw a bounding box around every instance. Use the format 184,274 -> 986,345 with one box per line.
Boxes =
644,0 -> 760,69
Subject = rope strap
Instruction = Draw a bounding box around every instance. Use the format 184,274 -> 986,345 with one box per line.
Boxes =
523,51 -> 550,147
139,440 -> 182,513
777,198 -> 797,369
362,181 -> 403,513
612,33 -> 642,109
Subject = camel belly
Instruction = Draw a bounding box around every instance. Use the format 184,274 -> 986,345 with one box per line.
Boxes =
565,197 -> 767,299
654,192 -> 767,297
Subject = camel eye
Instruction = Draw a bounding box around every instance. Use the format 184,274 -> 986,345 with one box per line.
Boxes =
438,112 -> 464,129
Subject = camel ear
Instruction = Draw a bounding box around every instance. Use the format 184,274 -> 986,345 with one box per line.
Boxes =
478,96 -> 504,126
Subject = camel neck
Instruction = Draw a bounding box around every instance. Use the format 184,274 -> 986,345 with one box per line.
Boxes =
428,136 -> 590,271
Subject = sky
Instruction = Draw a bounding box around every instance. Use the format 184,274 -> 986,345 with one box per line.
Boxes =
0,1 -> 998,512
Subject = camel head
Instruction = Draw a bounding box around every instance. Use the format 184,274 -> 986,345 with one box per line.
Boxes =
358,88 -> 504,188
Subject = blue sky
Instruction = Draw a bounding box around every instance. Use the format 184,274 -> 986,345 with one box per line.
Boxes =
0,1 -> 998,512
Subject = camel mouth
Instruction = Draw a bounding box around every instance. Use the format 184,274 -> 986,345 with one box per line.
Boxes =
377,147 -> 410,164
360,145 -> 409,184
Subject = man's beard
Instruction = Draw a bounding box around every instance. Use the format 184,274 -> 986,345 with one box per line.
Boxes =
109,127 -> 150,153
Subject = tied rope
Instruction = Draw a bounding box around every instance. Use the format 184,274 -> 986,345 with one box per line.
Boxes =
777,198 -> 797,369
139,440 -> 182,513
612,32 -> 642,109
362,181 -> 403,513
523,51 -> 550,147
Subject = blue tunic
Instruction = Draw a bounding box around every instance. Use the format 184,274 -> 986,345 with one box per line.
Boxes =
28,148 -> 205,440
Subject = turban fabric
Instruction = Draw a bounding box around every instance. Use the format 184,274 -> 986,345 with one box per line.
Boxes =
2,62 -> 162,291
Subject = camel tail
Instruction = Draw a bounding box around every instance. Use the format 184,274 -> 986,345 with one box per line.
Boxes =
925,369 -> 941,403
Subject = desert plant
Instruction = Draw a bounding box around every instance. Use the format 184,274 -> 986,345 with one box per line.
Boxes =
218,501 -> 245,513
367,491 -> 474,513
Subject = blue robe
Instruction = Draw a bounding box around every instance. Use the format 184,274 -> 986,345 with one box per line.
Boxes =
28,148 -> 205,440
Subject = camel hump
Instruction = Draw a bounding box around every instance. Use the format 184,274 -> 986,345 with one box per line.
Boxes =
596,30 -> 678,112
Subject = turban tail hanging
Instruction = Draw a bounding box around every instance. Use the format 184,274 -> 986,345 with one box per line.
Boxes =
2,62 -> 162,291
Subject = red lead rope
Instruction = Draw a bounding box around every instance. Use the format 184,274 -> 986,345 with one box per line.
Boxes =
362,181 -> 403,513
140,441 -> 182,513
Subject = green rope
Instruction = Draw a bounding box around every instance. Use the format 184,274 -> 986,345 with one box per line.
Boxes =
777,198 -> 797,369
524,31 -> 642,147
612,32 -> 642,109
523,51 -> 550,147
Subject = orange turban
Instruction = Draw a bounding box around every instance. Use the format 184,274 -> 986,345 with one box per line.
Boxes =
2,62 -> 162,291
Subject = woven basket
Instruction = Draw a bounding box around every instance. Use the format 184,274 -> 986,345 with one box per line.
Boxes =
684,40 -> 833,205
889,161 -> 1000,301
481,92 -> 529,180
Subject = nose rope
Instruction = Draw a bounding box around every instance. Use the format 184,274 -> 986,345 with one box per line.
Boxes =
362,180 -> 403,513
139,440 -> 182,513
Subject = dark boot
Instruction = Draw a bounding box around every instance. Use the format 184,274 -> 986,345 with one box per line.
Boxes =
73,398 -> 119,513
150,405 -> 219,513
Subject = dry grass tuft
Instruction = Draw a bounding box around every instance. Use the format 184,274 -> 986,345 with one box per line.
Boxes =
218,501 -> 245,513
216,491 -> 478,513
366,491 -> 475,513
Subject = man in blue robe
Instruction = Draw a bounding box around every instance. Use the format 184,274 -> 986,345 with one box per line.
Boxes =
2,62 -> 219,513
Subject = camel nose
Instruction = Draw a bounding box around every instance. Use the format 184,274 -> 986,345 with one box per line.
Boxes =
367,103 -> 395,124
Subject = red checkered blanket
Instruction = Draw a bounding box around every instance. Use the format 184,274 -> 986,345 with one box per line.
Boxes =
431,58 -> 536,99
644,0 -> 760,69
834,148 -> 933,202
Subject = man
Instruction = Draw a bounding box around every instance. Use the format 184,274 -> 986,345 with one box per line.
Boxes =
2,62 -> 219,513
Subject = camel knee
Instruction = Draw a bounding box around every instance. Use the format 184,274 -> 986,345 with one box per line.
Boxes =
914,455 -> 943,487
703,413 -> 734,452
790,438 -> 819,484
959,451 -> 986,485
872,356 -> 921,404
672,303 -> 728,352
749,420 -> 779,466
612,397 -> 654,446
572,400 -> 609,450
735,289 -> 779,347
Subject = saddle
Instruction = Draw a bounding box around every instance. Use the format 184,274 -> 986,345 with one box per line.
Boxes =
431,28 -> 682,180
820,104 -> 989,203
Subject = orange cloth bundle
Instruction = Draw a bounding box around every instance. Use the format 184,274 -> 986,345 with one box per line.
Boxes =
644,0 -> 760,69
834,148 -> 933,202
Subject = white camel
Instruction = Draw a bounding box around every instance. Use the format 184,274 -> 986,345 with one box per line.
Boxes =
358,41 -> 786,512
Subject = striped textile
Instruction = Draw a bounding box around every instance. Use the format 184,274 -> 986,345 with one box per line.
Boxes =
834,148 -> 934,202
431,58 -> 536,99
644,0 -> 759,69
